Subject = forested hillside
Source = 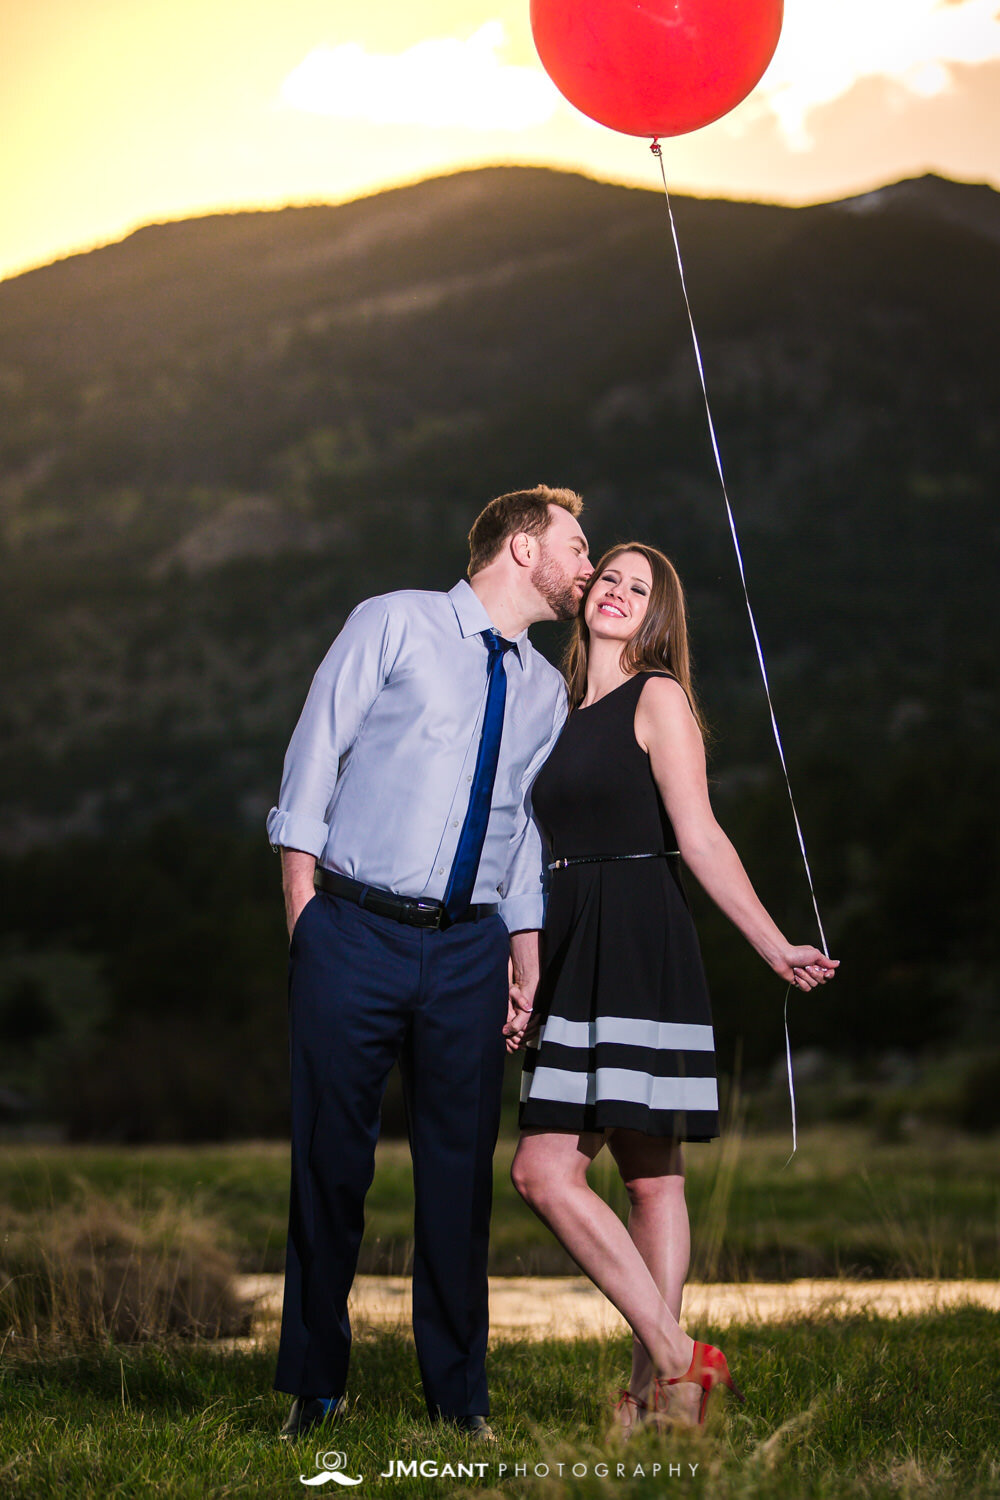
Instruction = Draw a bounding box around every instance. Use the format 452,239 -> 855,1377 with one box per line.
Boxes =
1,167 -> 996,1136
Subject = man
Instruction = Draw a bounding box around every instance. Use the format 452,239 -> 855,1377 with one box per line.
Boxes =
267,485 -> 592,1439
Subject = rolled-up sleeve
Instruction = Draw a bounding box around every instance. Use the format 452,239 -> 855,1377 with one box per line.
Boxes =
498,686 -> 567,932
267,597 -> 394,857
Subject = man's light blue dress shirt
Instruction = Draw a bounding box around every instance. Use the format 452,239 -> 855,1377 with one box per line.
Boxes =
266,581 -> 567,932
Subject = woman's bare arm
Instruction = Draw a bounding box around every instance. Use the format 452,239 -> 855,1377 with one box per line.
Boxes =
634,677 -> 838,990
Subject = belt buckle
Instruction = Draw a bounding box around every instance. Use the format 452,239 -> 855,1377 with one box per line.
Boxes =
411,900 -> 445,930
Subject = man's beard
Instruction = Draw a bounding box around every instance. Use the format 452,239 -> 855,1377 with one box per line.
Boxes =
531,548 -> 582,622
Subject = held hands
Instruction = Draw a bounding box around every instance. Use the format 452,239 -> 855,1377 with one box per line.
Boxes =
504,956 -> 539,1054
504,935 -> 542,1053
777,945 -> 839,991
504,984 -> 537,1054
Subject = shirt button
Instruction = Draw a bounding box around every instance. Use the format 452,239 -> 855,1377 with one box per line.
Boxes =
452,820 -> 459,828
437,867 -> 444,876
466,775 -> 473,783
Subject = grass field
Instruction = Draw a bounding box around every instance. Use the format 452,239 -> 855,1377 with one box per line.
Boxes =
2,1312 -> 998,1498
2,1127 -> 998,1280
2,1129 -> 998,1496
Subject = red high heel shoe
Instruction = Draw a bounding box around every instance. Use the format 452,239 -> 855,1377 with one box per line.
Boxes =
651,1342 -> 745,1425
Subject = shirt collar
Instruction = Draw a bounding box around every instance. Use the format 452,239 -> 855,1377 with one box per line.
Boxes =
448,580 -> 527,667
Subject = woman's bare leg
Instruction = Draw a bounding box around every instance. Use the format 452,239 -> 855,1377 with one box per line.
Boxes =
607,1129 -> 690,1402
511,1128 -> 695,1381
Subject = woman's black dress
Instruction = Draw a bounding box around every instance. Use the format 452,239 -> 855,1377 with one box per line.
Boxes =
519,672 -> 719,1140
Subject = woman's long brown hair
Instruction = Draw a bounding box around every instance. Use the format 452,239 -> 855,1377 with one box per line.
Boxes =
563,542 -> 708,739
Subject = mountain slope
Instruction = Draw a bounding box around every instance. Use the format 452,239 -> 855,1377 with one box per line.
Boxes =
0,166 -> 996,846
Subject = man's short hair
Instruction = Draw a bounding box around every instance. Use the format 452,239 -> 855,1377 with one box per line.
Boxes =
467,485 -> 584,577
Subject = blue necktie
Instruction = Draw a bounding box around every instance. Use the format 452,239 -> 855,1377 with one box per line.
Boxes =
443,629 -> 514,921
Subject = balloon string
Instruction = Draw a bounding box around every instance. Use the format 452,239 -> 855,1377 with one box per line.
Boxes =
784,983 -> 797,1163
650,141 -> 828,1159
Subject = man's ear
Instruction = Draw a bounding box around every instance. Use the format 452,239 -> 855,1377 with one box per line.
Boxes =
509,530 -> 535,568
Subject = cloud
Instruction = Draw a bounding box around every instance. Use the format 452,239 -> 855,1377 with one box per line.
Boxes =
278,20 -> 560,132
745,0 -> 1000,148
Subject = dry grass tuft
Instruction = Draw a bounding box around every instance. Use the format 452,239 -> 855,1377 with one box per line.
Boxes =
752,1396 -> 827,1470
0,1194 -> 251,1345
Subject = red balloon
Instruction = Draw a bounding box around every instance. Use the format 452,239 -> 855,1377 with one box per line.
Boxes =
530,0 -> 783,138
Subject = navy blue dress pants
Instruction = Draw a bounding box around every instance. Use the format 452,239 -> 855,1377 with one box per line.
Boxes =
274,890 -> 510,1417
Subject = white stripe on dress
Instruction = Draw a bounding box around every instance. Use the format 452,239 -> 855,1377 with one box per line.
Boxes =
539,1016 -> 715,1052
525,1065 -> 719,1113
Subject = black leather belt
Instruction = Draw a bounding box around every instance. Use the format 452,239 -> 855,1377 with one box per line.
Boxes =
315,868 -> 499,929
547,851 -> 679,870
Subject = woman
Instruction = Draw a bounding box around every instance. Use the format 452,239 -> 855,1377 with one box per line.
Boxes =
509,543 -> 838,1428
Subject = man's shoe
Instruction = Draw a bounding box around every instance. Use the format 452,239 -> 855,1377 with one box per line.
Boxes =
452,1415 -> 496,1442
279,1395 -> 346,1440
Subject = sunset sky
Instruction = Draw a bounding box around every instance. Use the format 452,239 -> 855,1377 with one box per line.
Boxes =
3,0 -> 999,282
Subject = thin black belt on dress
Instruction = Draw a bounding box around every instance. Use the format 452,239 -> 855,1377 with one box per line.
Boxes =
547,851 -> 680,871
315,868 -> 499,929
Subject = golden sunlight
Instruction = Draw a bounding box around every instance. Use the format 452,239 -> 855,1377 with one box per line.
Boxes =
278,19 -> 561,131
752,0 -> 1000,148
3,0 -> 999,280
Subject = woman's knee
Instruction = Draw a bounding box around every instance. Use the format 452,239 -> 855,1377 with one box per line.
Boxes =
510,1145 -> 540,1204
609,1129 -> 684,1186
510,1141 -> 575,1211
622,1170 -> 686,1212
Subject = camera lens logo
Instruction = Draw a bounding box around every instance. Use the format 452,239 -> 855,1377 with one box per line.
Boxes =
299,1450 -> 364,1487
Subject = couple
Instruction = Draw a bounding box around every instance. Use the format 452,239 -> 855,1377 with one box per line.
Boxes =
266,485 -> 836,1441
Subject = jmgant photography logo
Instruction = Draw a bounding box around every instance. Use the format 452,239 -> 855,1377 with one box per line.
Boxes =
299,1450 -> 364,1487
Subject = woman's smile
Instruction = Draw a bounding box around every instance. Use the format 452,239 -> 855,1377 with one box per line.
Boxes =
585,551 -> 654,636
